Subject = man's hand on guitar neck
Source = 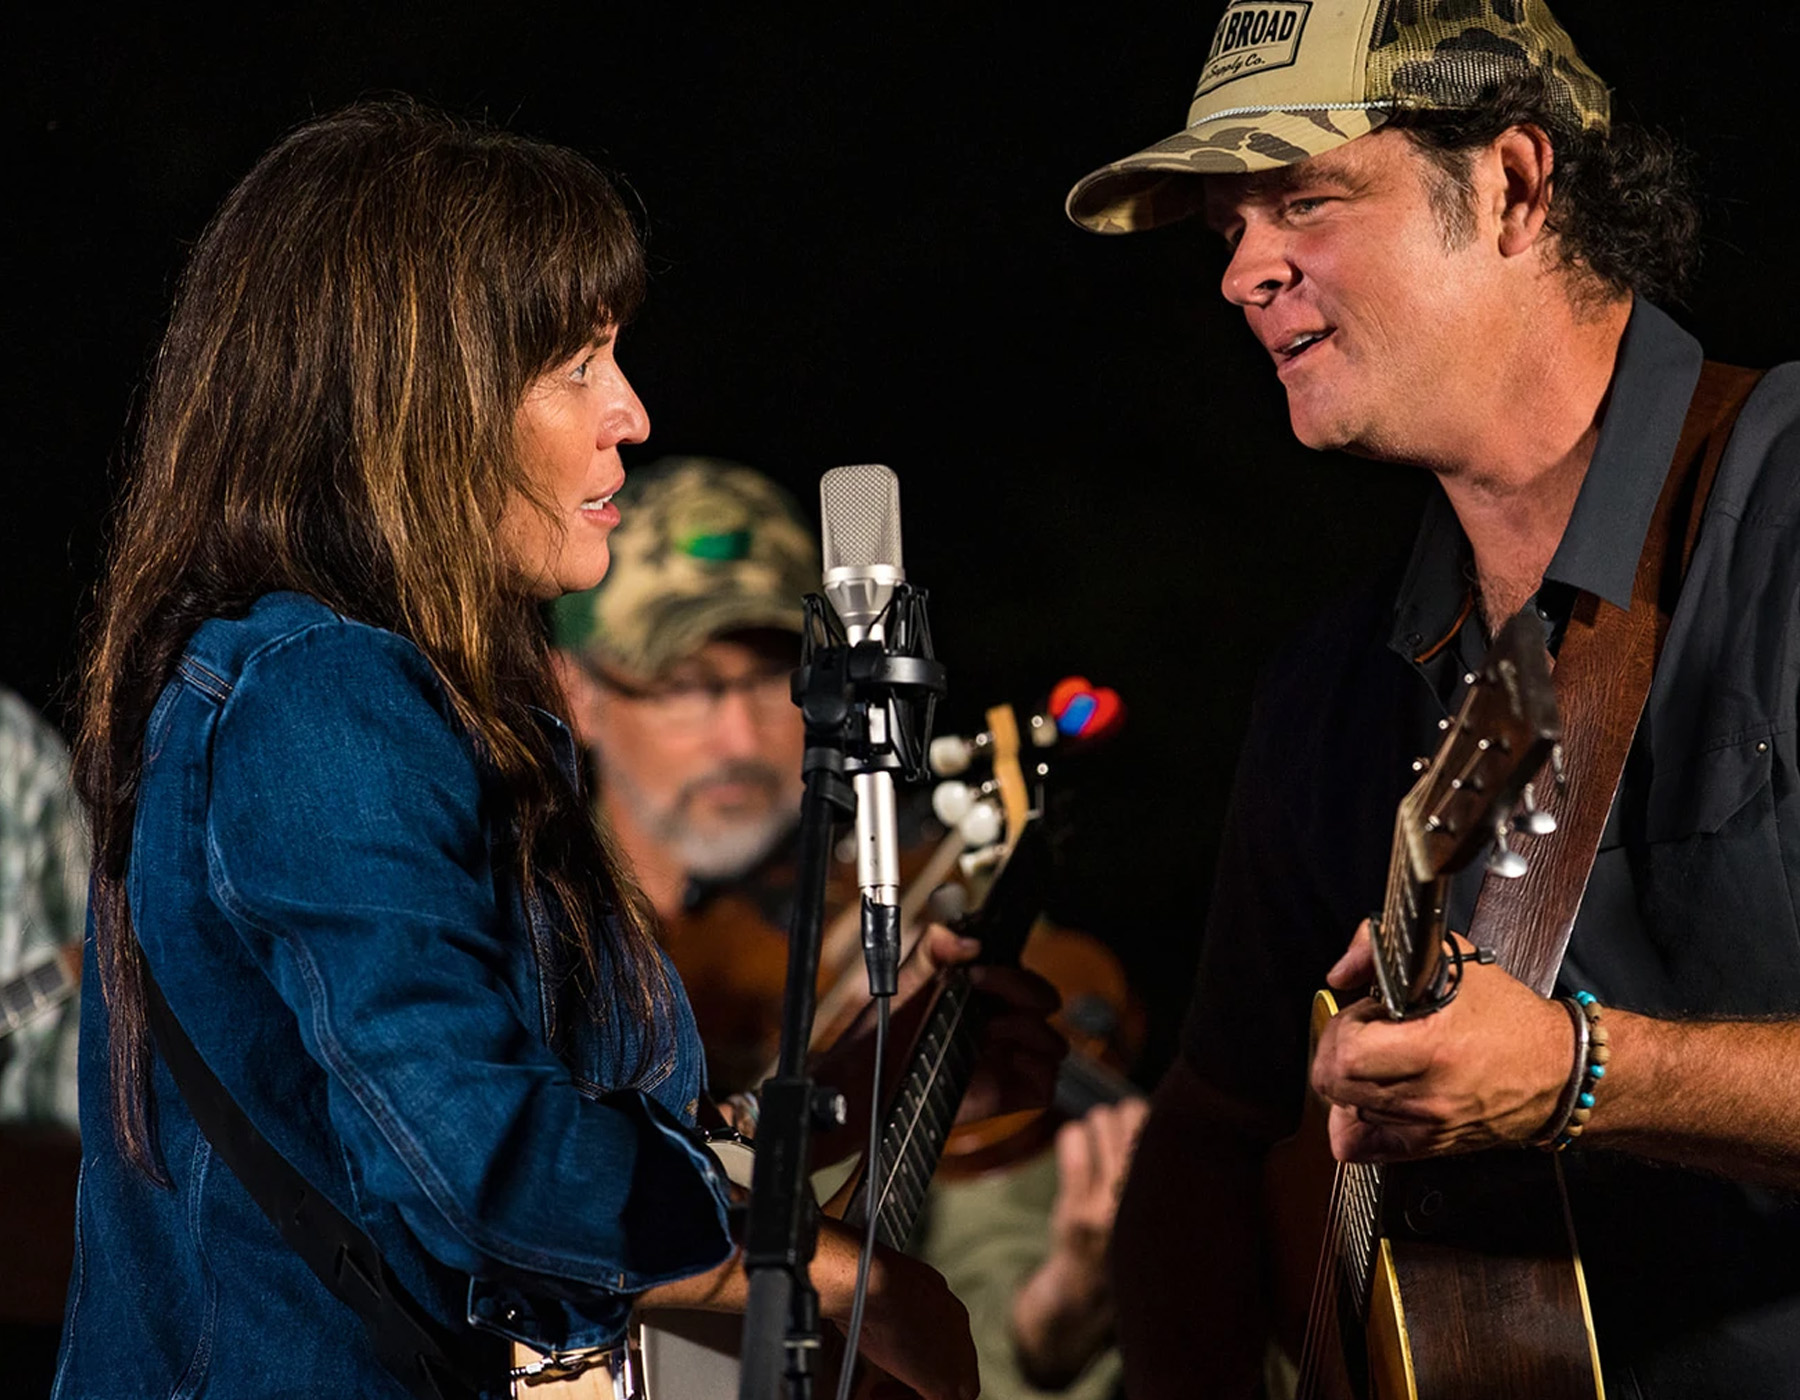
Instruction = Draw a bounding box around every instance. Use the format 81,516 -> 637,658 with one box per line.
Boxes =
1310,922 -> 1573,1162
1314,922 -> 1800,1188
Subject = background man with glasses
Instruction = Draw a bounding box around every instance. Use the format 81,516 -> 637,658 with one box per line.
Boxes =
550,457 -> 812,933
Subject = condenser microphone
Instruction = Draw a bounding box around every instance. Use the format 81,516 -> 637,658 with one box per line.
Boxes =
820,464 -> 905,995
820,465 -> 904,643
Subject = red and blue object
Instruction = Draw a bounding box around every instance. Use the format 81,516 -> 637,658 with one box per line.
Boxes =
1048,676 -> 1124,740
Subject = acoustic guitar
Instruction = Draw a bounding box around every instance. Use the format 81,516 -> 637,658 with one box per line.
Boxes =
1272,612 -> 1606,1399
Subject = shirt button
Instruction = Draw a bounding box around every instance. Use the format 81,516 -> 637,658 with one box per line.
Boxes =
1757,741 -> 1771,754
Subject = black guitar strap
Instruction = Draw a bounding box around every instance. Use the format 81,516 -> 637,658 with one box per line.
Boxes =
141,965 -> 499,1400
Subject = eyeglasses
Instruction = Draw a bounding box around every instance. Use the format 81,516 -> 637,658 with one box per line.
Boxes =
596,664 -> 795,729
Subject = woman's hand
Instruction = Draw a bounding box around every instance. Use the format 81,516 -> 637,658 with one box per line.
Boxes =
814,1218 -> 979,1400
636,1219 -> 977,1400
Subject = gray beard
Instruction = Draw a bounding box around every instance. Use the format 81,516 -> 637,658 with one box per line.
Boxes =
608,759 -> 799,883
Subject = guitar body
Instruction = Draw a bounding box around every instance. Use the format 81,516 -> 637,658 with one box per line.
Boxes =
1381,1156 -> 1602,1399
1272,991 -> 1605,1399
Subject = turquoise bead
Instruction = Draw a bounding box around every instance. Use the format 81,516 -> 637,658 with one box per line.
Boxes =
1579,1092 -> 1595,1108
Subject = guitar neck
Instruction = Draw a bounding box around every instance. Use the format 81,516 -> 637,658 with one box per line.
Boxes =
0,948 -> 79,1041
843,972 -> 984,1248
1373,844 -> 1450,1016
842,821 -> 1051,1247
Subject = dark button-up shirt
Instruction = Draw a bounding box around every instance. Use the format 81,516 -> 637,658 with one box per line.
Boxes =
1183,301 -> 1800,1397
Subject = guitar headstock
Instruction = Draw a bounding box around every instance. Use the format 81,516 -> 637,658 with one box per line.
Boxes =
1378,610 -> 1561,1015
928,678 -> 1125,870
923,678 -> 1122,933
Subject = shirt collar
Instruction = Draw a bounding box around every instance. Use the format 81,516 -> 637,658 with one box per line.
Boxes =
1386,299 -> 1704,661
527,704 -> 584,791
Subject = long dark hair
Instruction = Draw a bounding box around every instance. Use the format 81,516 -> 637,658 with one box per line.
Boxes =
75,100 -> 671,1175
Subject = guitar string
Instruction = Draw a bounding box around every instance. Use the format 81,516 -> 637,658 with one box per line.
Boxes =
1296,1159 -> 1349,1398
869,977 -> 974,1227
1297,817 -> 1407,1392
1297,1160 -> 1384,1397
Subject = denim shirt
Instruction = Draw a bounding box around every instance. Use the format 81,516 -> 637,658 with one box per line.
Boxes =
54,593 -> 733,1400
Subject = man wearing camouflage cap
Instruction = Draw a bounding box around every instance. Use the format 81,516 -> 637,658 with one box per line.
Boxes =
550,456 -> 815,914
551,456 -> 1144,1400
1074,3 -> 1800,1396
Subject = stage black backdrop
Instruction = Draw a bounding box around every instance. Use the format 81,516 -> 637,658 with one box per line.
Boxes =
11,5 -> 1799,1067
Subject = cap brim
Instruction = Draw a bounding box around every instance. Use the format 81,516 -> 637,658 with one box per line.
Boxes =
1066,106 -> 1392,234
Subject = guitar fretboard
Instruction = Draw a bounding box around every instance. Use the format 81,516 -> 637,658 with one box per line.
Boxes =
848,975 -> 983,1249
842,821 -> 1050,1250
1,952 -> 78,1040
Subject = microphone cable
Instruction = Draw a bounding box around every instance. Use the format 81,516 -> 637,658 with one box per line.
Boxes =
834,992 -> 890,1400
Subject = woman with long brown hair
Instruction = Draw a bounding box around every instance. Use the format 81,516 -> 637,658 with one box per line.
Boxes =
55,102 -> 999,1400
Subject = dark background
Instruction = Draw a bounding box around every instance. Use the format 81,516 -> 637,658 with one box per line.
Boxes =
11,4 -> 1799,1069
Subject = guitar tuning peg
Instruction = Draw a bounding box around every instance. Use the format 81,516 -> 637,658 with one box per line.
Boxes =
1515,781 -> 1556,836
1550,743 -> 1567,788
1487,826 -> 1529,879
1411,755 -> 1429,774
956,800 -> 1005,849
1516,809 -> 1557,837
929,734 -> 975,776
931,780 -> 975,827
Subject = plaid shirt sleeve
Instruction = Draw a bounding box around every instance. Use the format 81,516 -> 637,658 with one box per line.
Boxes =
0,687 -> 88,1128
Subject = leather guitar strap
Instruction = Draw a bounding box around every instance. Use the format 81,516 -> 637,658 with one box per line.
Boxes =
142,965 -> 498,1400
1470,361 -> 1765,994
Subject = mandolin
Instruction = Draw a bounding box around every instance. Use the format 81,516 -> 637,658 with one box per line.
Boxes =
1273,611 -> 1605,1400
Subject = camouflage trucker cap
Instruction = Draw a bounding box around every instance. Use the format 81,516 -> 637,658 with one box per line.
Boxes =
548,456 -> 818,680
1067,0 -> 1610,235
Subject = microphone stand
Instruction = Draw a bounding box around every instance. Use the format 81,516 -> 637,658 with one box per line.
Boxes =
738,592 -> 944,1400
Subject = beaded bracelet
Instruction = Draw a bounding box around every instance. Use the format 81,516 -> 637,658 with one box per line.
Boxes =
1537,991 -> 1610,1152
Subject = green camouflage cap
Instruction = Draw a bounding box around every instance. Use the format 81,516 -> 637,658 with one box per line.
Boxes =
549,456 -> 818,680
1067,0 -> 1610,234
